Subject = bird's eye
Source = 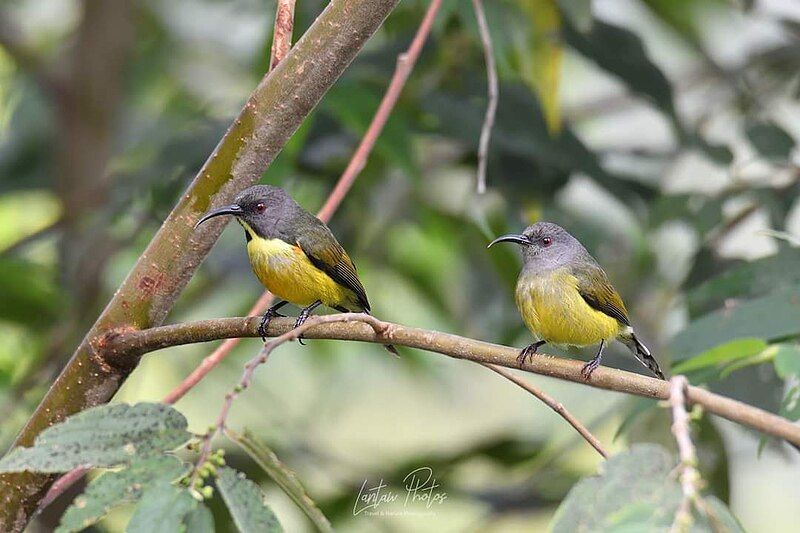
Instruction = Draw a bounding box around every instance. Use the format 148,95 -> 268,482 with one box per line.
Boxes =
541,237 -> 552,247
255,202 -> 266,213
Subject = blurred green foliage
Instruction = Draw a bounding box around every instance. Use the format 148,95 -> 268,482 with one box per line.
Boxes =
2,0 -> 800,530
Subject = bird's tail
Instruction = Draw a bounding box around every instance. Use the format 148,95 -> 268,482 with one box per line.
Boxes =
620,332 -> 665,380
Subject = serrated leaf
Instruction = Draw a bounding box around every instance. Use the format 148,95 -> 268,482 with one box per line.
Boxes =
127,482 -> 197,533
672,338 -> 767,374
550,444 -> 743,532
0,403 -> 191,473
57,456 -> 188,533
230,429 -> 332,533
184,504 -> 215,533
670,286 -> 800,361
217,466 -> 282,533
517,0 -> 563,134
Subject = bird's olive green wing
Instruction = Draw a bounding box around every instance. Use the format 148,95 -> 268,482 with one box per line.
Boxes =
295,221 -> 370,312
572,262 -> 630,326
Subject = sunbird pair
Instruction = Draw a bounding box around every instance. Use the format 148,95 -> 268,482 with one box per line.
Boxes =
196,185 -> 665,380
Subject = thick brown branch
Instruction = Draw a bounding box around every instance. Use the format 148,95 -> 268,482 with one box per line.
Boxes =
0,1 -> 401,528
103,316 -> 800,448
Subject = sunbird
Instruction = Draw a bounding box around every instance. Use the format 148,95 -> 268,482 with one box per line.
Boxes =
197,185 -> 396,353
488,222 -> 664,379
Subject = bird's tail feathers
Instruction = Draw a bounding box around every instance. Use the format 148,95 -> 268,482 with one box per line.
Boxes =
621,332 -> 665,380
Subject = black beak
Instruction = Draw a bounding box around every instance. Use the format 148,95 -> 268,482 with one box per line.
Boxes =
487,233 -> 531,248
195,204 -> 243,229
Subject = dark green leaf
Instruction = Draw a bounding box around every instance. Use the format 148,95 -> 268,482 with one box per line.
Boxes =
687,248 -> 800,317
127,482 -> 198,533
230,429 -> 332,533
550,444 -> 743,532
184,504 -> 215,533
0,258 -> 61,325
556,0 -> 592,32
745,120 -> 795,160
670,286 -> 800,361
217,466 -> 282,533
0,403 -> 191,473
57,456 -> 187,533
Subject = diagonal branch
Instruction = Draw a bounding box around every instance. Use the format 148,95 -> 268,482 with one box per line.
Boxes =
100,316 -> 800,448
0,1 -> 402,528
482,363 -> 608,458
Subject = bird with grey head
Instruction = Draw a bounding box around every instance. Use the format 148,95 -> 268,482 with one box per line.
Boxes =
196,185 -> 396,354
488,221 -> 664,380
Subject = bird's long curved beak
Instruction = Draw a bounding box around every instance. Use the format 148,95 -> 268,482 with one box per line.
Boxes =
487,233 -> 530,248
195,204 -> 243,228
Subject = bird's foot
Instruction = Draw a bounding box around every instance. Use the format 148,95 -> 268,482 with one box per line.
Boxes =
258,304 -> 287,341
293,300 -> 322,346
517,341 -> 546,367
580,359 -> 600,380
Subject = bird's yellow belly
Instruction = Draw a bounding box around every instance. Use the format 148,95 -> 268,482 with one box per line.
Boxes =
515,269 -> 622,346
246,236 -> 353,308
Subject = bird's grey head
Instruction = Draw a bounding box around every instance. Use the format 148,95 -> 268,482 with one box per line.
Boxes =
488,221 -> 586,272
195,185 -> 302,240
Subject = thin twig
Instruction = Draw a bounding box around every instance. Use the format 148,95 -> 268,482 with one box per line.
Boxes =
316,0 -> 442,221
98,316 -> 800,448
482,363 -> 608,458
269,0 -> 296,70
668,376 -> 704,533
471,0 -> 498,194
163,0 -> 443,405
188,314 -> 392,491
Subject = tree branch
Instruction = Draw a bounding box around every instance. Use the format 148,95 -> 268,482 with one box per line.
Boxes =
668,375 -> 705,533
101,316 -> 800,448
0,1 -> 401,528
482,364 -> 608,458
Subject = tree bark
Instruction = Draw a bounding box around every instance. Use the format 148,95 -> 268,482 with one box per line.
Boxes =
0,1 -> 400,529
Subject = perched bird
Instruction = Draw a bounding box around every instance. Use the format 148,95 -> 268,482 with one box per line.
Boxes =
196,185 -> 396,354
488,222 -> 664,380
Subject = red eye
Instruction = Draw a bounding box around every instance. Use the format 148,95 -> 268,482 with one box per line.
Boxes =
255,202 -> 266,213
541,237 -> 552,246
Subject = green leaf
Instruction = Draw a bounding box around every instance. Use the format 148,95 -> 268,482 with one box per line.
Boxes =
0,403 -> 191,473
127,482 -> 198,533
670,286 -> 800,361
688,248 -> 800,317
517,0 -> 563,134
745,119 -> 795,160
184,504 -> 215,533
773,343 -> 800,379
672,338 -> 767,374
57,456 -> 188,533
550,444 -> 743,532
0,258 -> 61,325
216,466 -> 282,533
230,429 -> 332,533
779,383 -> 800,422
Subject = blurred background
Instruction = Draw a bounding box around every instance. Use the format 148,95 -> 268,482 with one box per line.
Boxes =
2,0 -> 800,531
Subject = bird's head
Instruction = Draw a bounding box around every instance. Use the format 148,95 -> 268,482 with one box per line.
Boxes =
195,185 -> 299,239
488,221 -> 583,269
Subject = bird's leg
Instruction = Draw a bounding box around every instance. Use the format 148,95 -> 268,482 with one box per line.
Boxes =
518,340 -> 546,367
294,300 -> 322,345
258,300 -> 289,342
581,340 -> 605,380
